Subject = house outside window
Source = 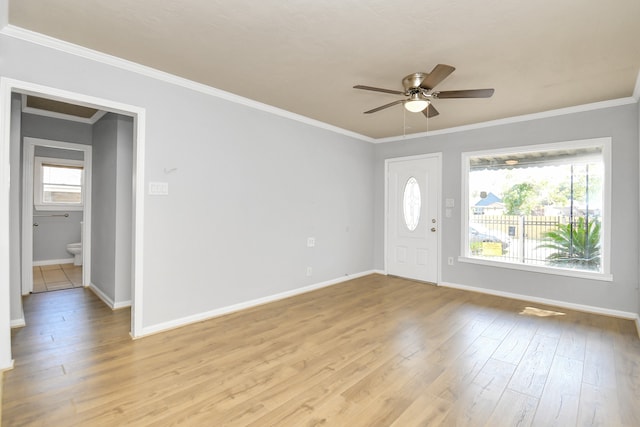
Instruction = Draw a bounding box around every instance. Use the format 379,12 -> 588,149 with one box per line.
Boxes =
34,156 -> 84,211
461,138 -> 611,280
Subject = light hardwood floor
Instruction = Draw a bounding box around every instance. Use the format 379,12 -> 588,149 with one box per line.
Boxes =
2,274 -> 640,426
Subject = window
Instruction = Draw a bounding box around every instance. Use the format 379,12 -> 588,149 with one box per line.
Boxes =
34,156 -> 84,211
403,177 -> 421,231
461,138 -> 611,279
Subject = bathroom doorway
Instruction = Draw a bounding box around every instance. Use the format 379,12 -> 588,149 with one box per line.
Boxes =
1,79 -> 146,370
22,137 -> 92,295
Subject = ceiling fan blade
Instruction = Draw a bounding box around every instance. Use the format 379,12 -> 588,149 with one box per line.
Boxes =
363,99 -> 405,114
420,64 -> 456,89
353,85 -> 404,95
422,103 -> 440,118
435,88 -> 495,99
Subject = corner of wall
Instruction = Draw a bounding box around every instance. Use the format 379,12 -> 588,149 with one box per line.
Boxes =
633,69 -> 640,101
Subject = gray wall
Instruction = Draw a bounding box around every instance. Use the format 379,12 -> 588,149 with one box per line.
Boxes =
115,115 -> 133,303
374,103 -> 640,314
91,113 -> 133,304
9,94 -> 23,323
22,113 -> 92,145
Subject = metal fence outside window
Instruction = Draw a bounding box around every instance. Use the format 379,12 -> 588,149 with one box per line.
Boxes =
470,215 -> 594,266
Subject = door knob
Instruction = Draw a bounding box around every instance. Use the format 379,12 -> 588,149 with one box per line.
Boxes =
431,227 -> 436,232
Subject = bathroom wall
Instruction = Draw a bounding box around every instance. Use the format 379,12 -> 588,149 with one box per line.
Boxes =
22,113 -> 91,263
91,113 -> 133,305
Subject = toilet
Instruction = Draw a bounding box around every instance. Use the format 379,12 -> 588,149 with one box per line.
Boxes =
66,221 -> 83,266
66,242 -> 82,266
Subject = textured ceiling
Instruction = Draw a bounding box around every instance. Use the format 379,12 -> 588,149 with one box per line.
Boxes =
8,0 -> 640,139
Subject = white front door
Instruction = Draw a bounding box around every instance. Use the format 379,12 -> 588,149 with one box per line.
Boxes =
386,155 -> 440,283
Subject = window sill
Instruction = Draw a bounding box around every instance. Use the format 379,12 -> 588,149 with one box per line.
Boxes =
457,256 -> 613,282
34,204 -> 83,212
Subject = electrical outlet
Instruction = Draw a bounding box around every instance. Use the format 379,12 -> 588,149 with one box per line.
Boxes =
306,267 -> 313,276
307,237 -> 315,247
448,257 -> 454,266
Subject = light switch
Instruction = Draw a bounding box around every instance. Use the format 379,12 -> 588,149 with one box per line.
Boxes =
149,182 -> 169,195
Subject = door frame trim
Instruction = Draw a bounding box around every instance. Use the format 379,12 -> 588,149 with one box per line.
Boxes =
0,77 -> 146,370
22,137 -> 93,295
384,153 -> 443,284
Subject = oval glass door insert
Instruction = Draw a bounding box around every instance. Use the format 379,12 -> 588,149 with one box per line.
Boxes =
403,177 -> 421,231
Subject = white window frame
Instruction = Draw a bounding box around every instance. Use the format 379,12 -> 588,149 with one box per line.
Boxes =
33,156 -> 85,211
459,137 -> 612,282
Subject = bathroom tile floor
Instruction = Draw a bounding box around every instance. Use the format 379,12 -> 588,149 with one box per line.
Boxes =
32,264 -> 83,293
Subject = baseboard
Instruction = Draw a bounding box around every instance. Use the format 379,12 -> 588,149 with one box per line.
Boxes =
88,283 -> 130,310
113,300 -> 132,310
439,281 -> 638,320
0,359 -> 14,372
33,258 -> 74,266
10,318 -> 25,328
138,270 -> 380,338
88,283 -> 114,308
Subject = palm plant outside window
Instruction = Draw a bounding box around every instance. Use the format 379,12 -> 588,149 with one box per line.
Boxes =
463,140 -> 608,275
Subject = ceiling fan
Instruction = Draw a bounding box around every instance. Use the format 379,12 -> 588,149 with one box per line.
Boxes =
353,64 -> 494,118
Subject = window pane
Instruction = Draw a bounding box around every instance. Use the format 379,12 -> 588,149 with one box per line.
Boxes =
467,145 -> 604,273
403,177 -> 421,231
43,165 -> 82,186
41,164 -> 83,205
43,184 -> 82,203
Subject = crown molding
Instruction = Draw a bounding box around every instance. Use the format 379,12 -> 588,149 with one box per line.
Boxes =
375,96 -> 639,144
2,25 -> 638,145
0,25 -> 374,143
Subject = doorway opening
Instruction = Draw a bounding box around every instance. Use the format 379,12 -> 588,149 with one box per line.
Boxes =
0,78 -> 146,370
22,137 -> 92,296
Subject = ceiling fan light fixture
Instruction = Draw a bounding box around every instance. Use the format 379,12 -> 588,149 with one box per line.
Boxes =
404,94 -> 430,113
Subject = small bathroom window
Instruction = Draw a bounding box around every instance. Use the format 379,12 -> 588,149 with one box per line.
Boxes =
34,156 -> 84,211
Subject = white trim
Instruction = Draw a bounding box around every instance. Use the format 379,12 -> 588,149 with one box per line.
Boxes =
22,94 -> 108,124
22,137 -> 92,295
0,79 -> 13,370
10,318 -> 25,328
137,270 -> 379,338
375,97 -> 638,144
33,258 -> 74,267
440,281 -> 638,320
0,360 -> 14,372
114,300 -> 132,310
460,137 -> 612,280
0,24 -> 373,144
88,283 -> 114,309
88,283 -> 132,310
